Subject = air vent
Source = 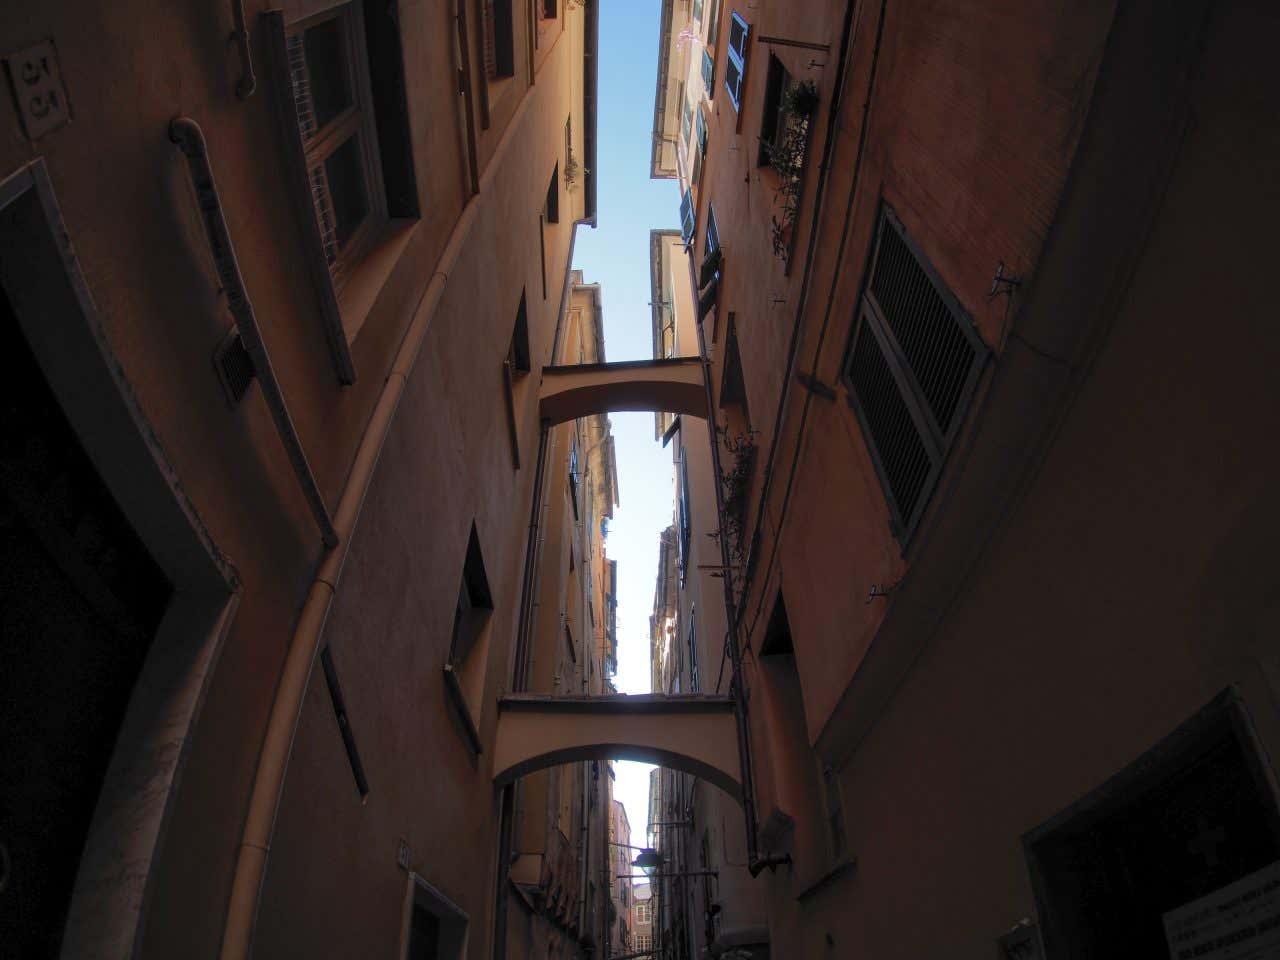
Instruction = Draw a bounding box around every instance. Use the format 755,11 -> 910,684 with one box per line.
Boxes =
847,316 -> 936,529
214,329 -> 257,406
869,219 -> 979,438
843,207 -> 987,540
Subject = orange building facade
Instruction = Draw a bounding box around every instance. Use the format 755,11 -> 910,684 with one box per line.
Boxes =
650,0 -> 1280,957
0,0 -> 609,957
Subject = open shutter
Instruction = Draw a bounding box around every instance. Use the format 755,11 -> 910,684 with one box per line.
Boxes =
724,13 -> 749,110
679,190 -> 696,244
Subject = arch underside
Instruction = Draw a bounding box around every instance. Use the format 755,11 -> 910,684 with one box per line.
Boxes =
539,358 -> 706,425
492,694 -> 743,804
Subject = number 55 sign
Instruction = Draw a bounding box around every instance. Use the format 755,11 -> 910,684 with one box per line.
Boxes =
5,40 -> 71,140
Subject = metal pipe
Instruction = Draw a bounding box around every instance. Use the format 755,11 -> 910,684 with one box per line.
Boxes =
691,282 -> 768,873
231,0 -> 256,98
169,117 -> 337,548
216,155 -> 486,960
737,0 -> 879,647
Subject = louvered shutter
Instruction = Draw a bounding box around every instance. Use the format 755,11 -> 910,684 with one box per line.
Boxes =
845,208 -> 986,538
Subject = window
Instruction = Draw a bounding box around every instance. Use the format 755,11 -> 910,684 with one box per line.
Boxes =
705,0 -> 724,47
757,53 -> 791,166
545,163 -> 560,224
1024,692 -> 1280,959
267,0 -> 418,374
687,605 -> 699,691
842,207 -> 986,540
443,523 -> 493,753
502,292 -> 529,468
568,435 -> 580,518
701,47 -> 716,101
319,645 -> 369,798
540,0 -> 557,18
823,766 -> 847,860
692,0 -> 704,25
481,0 -> 514,79
681,97 -> 694,148
724,12 -> 749,111
678,190 -> 696,245
677,453 -> 691,585
719,314 -> 750,436
403,873 -> 469,959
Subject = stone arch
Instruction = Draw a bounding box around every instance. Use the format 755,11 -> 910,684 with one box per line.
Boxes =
539,357 -> 706,425
491,694 -> 743,803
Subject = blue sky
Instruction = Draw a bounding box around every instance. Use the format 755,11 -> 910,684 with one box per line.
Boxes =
573,0 -> 679,846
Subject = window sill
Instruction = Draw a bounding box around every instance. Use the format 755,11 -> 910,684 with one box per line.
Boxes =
443,663 -> 483,755
795,856 -> 857,903
337,218 -> 418,343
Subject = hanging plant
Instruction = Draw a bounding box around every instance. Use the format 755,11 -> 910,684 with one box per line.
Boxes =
763,78 -> 819,265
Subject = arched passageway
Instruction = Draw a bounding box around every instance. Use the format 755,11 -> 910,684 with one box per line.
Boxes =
538,357 -> 706,425
492,693 -> 742,802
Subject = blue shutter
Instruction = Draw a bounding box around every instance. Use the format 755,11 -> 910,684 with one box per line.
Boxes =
725,13 -> 749,111
679,190 -> 695,244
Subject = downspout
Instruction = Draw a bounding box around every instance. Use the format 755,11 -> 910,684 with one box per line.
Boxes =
169,117 -> 335,548
217,58 -> 546,959
734,0 -> 875,640
216,147 -> 485,960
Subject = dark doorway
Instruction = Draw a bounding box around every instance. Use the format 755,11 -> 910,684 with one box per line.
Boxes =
0,284 -> 173,957
1024,693 -> 1280,960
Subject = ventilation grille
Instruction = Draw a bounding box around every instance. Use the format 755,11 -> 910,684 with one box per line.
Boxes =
285,34 -> 317,141
847,321 -> 934,527
869,220 -> 977,438
215,330 -> 257,406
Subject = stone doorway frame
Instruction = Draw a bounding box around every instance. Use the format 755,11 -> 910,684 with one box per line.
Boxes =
0,158 -> 239,959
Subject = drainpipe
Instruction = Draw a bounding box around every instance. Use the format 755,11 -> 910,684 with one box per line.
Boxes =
169,117 -> 336,548
729,0 -> 865,636
215,152 -> 484,960
693,281 -> 781,877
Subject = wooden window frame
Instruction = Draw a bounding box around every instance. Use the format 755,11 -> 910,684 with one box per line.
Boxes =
291,7 -> 386,288
266,2 -> 417,383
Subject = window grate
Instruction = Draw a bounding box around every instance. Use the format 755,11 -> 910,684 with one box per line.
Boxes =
869,219 -> 977,439
285,34 -> 317,141
309,163 -> 340,267
214,329 -> 257,406
847,318 -> 936,529
844,207 -> 986,540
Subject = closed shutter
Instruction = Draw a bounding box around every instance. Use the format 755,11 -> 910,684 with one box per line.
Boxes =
725,13 -> 749,110
844,207 -> 986,539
